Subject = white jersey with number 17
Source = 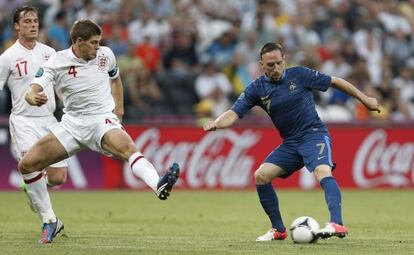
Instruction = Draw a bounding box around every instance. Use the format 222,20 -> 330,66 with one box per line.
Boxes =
0,40 -> 56,116
31,46 -> 119,116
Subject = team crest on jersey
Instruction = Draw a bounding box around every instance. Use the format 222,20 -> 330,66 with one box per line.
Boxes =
35,68 -> 44,77
98,55 -> 108,71
289,81 -> 297,93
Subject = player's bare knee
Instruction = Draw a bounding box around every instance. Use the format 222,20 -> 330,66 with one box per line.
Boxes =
47,175 -> 63,186
18,159 -> 34,174
120,143 -> 138,161
254,169 -> 271,184
47,169 -> 67,185
314,167 -> 332,182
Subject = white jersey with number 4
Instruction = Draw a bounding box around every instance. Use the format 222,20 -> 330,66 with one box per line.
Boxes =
0,40 -> 56,116
31,46 -> 119,116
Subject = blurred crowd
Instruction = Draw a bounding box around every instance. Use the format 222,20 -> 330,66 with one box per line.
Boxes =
0,0 -> 413,124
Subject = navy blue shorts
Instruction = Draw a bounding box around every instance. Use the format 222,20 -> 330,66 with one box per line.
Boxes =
264,131 -> 335,178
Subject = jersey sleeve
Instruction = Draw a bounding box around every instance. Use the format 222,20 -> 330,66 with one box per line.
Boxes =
301,66 -> 332,92
105,47 -> 119,79
0,53 -> 10,90
231,82 -> 259,118
31,61 -> 56,89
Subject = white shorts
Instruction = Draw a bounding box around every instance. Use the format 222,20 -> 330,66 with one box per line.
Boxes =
49,113 -> 122,157
9,113 -> 68,168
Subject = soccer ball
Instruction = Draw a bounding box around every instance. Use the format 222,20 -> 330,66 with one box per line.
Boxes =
289,216 -> 320,244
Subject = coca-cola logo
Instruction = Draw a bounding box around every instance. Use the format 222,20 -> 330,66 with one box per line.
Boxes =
123,128 -> 260,188
353,129 -> 414,188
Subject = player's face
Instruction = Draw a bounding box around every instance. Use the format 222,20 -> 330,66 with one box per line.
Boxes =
14,11 -> 39,41
79,35 -> 101,61
260,50 -> 285,82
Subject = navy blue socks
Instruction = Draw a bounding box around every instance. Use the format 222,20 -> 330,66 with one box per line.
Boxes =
256,183 -> 285,232
320,176 -> 343,225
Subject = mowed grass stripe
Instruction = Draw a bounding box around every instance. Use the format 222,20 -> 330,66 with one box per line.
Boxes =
0,190 -> 413,255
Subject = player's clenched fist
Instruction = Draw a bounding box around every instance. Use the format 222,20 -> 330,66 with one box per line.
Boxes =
363,96 -> 381,113
26,91 -> 48,106
34,92 -> 48,106
203,120 -> 217,131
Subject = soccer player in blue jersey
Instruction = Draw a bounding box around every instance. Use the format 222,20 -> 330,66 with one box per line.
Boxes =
203,42 -> 380,241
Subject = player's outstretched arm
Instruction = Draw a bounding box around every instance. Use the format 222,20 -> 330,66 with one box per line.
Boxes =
330,76 -> 380,113
110,76 -> 124,123
203,110 -> 239,131
25,83 -> 48,106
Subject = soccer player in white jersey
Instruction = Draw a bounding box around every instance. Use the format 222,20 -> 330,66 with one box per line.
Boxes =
19,19 -> 180,244
0,5 -> 67,229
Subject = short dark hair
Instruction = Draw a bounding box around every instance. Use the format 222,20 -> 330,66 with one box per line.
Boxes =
70,19 -> 102,43
260,42 -> 284,59
13,5 -> 38,24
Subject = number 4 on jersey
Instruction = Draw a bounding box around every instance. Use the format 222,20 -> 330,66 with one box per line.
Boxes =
68,66 -> 77,77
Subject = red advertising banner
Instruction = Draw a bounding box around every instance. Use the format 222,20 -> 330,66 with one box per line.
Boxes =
1,124 -> 412,190
330,127 -> 414,188
103,126 -> 414,189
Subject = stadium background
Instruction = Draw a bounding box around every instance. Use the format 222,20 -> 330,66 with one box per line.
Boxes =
0,0 -> 413,190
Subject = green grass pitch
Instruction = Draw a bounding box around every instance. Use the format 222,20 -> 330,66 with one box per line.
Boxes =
0,190 -> 413,255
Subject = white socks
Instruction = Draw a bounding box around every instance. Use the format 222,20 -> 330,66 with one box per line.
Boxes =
20,153 -> 158,224
22,171 -> 56,223
129,152 -> 160,192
